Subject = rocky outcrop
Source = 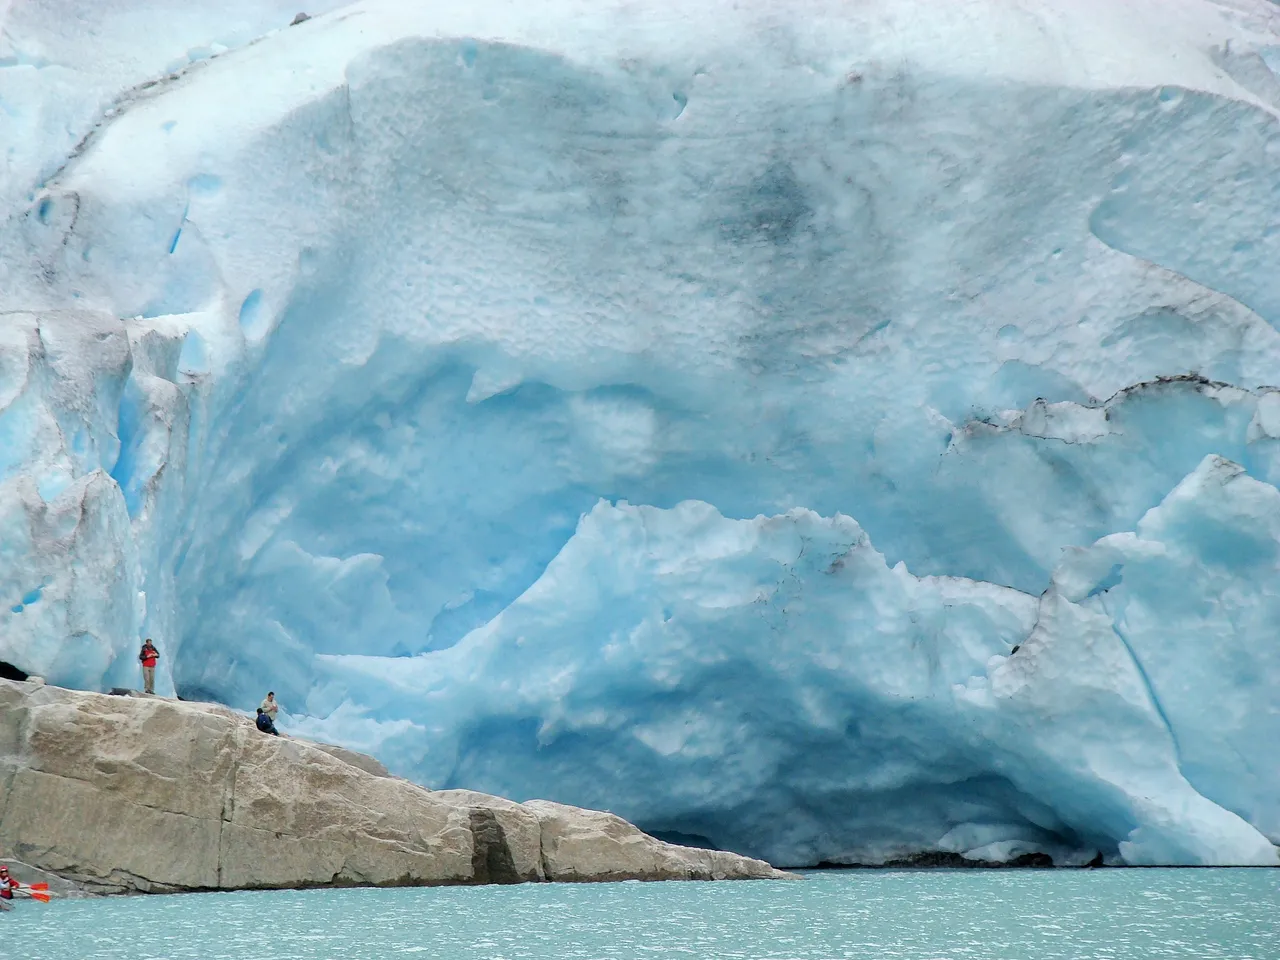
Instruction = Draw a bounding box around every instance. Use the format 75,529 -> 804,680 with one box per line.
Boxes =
0,679 -> 790,893
524,799 -> 784,882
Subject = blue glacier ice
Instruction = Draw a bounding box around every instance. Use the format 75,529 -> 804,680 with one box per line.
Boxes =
2,0 -> 1280,866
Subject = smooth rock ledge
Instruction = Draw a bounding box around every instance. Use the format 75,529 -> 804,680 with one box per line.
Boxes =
0,679 -> 791,893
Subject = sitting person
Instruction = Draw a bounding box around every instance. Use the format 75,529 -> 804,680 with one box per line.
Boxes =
255,707 -> 279,736
0,864 -> 19,900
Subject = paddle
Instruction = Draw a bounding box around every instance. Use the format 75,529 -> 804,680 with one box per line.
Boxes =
17,887 -> 52,903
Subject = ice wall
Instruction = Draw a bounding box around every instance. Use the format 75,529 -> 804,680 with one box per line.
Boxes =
2,0 -> 1280,865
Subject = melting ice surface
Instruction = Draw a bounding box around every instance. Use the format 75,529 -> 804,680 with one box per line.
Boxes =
4,0 -> 1280,865
7,870 -> 1280,960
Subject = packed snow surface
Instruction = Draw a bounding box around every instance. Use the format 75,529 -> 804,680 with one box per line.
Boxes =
2,0 -> 1280,866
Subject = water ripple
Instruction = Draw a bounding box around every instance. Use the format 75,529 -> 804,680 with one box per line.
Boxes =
4,869 -> 1279,960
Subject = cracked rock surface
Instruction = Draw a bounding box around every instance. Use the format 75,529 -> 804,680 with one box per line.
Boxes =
0,680 -> 789,892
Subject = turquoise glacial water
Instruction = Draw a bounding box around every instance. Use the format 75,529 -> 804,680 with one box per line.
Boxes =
4,869 -> 1279,960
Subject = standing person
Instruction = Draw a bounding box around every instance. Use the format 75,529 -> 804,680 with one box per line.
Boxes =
260,691 -> 279,722
138,639 -> 159,695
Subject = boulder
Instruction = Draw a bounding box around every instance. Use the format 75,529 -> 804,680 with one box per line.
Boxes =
0,680 -> 790,892
524,800 -> 790,882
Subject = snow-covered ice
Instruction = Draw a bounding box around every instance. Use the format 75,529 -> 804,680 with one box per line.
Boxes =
2,0 -> 1280,865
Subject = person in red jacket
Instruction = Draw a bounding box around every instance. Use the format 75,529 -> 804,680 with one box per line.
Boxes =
0,864 -> 19,900
138,639 -> 160,695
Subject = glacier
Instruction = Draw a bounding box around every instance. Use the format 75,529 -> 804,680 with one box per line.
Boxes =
2,0 -> 1280,866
